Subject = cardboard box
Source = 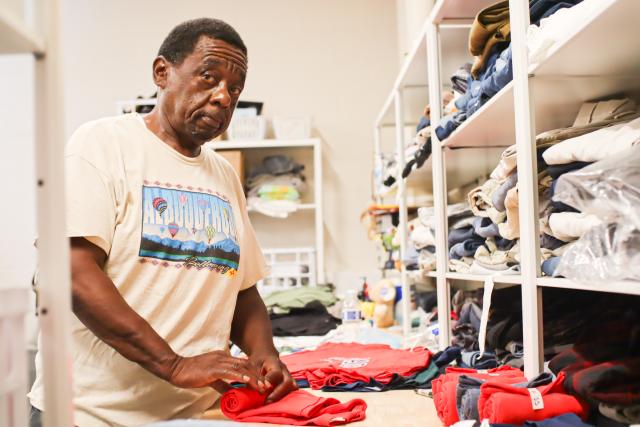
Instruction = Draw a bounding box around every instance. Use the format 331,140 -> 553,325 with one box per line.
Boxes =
217,150 -> 245,182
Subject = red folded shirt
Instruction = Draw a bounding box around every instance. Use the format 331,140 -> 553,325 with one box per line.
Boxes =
221,388 -> 367,426
432,366 -> 525,426
478,372 -> 590,425
281,342 -> 431,389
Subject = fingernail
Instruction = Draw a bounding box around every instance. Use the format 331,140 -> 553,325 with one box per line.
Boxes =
258,380 -> 265,389
265,380 -> 273,388
243,375 -> 250,382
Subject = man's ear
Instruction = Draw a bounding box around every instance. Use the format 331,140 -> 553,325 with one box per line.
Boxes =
152,56 -> 170,89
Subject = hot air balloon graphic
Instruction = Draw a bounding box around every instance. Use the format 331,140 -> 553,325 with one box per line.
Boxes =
168,222 -> 179,238
153,197 -> 167,216
198,199 -> 209,211
205,225 -> 215,243
179,194 -> 188,205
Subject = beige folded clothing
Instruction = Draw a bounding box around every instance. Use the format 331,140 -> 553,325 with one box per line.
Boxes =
548,212 -> 602,242
468,179 -> 506,224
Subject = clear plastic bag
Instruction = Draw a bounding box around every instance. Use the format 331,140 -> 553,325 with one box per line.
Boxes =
553,145 -> 640,282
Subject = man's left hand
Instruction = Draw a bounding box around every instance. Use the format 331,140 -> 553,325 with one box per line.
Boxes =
250,353 -> 298,403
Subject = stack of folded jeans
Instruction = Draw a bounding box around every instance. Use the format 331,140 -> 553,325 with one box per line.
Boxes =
435,0 -> 586,142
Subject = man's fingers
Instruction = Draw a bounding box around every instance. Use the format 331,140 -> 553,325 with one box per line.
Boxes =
264,366 -> 284,390
216,362 -> 263,393
266,377 -> 298,403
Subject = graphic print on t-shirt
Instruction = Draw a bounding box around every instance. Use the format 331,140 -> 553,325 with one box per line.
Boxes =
139,183 -> 240,274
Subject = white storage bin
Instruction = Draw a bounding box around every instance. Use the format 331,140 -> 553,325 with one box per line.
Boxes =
273,116 -> 312,140
0,288 -> 29,427
257,247 -> 317,295
227,116 -> 267,140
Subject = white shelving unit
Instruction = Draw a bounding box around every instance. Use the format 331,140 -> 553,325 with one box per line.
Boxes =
0,1 -> 73,426
375,0 -> 640,379
211,138 -> 326,287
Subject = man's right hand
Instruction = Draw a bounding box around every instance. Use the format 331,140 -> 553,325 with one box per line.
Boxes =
167,351 -> 265,394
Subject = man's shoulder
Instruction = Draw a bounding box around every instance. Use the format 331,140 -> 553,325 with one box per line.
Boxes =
67,114 -> 140,157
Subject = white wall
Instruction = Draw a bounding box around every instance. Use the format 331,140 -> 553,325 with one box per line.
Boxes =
59,0 -> 400,286
0,55 -> 36,291
396,0 -> 434,62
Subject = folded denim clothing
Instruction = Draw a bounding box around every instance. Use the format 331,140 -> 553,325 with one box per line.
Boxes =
473,217 -> 500,238
448,225 -> 476,247
540,233 -> 566,250
495,236 -> 516,251
543,116 -> 640,165
469,0 -> 510,78
547,161 -> 592,179
458,351 -> 498,370
490,145 -> 518,181
456,372 -> 553,422
529,0 -> 584,25
492,172 -> 518,212
479,45 -> 513,99
599,403 -> 640,425
459,302 -> 482,332
528,0 -> 629,67
542,256 -> 562,277
451,63 -> 472,95
416,116 -> 430,133
550,179 -> 579,212
450,238 -> 486,260
498,186 -> 519,240
436,111 -> 467,141
468,179 -> 506,224
548,212 -> 602,242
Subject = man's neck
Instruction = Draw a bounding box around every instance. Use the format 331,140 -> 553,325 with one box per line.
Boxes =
143,109 -> 201,158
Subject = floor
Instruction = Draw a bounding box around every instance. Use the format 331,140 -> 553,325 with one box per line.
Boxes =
203,389 -> 441,426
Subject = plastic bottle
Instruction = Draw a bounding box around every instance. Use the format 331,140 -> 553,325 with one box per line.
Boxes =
341,289 -> 362,324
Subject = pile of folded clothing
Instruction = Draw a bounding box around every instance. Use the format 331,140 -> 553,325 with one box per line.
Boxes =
264,287 -> 341,337
549,302 -> 640,426
537,98 -> 639,277
281,342 -> 438,392
436,0 -> 585,142
246,155 -> 307,218
448,170 -> 521,275
433,365 -> 590,426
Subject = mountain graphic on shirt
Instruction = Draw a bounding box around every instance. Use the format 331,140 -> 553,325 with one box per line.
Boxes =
139,185 -> 241,270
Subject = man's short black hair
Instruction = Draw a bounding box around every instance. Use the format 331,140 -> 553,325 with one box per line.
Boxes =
158,18 -> 247,64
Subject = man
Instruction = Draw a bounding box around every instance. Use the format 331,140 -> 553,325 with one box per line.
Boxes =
28,18 -> 296,426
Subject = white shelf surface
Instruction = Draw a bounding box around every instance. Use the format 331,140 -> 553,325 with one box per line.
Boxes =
537,277 -> 640,296
441,0 -> 640,150
426,271 -> 438,278
0,6 -> 45,54
446,272 -> 522,284
430,0 -> 497,24
533,0 -> 640,78
211,138 -> 319,150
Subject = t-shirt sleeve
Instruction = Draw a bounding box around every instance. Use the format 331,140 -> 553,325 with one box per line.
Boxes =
65,153 -> 117,255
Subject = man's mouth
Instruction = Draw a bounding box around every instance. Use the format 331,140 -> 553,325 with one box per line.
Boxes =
199,114 -> 223,129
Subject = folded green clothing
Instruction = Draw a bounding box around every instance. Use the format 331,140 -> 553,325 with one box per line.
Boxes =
258,185 -> 300,201
264,286 -> 338,313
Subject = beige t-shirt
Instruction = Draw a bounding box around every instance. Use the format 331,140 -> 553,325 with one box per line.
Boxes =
28,113 -> 267,427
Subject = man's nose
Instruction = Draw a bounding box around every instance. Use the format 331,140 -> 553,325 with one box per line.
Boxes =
209,82 -> 232,108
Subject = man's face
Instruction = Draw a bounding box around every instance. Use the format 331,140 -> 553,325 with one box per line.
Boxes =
158,36 -> 247,144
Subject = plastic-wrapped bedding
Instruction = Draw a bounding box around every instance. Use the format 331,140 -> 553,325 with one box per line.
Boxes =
552,145 -> 640,283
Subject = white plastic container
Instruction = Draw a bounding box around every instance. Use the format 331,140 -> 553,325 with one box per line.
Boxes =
273,116 -> 312,140
227,116 -> 267,140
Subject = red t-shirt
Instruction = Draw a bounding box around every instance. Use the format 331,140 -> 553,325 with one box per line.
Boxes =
221,387 -> 366,426
281,342 -> 432,389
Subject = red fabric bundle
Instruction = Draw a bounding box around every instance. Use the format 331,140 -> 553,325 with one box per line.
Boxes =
432,366 -> 525,426
478,372 -> 590,425
221,387 -> 367,426
281,342 -> 431,389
